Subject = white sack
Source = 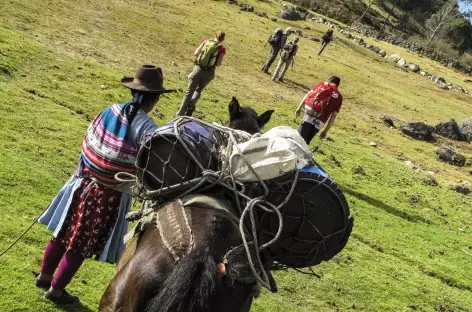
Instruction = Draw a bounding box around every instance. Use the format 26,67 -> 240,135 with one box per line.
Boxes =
225,126 -> 311,182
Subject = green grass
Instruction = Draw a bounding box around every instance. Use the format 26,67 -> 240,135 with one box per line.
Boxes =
0,0 -> 471,311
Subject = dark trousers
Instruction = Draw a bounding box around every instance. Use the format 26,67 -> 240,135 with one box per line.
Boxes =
261,46 -> 280,72
298,122 -> 320,144
318,41 -> 329,55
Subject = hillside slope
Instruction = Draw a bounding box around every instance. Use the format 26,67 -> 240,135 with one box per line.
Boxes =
0,0 -> 471,311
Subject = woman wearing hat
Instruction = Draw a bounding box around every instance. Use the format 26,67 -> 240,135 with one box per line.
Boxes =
35,65 -> 174,304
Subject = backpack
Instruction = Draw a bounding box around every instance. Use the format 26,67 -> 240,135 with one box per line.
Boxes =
268,30 -> 283,46
282,42 -> 297,60
196,40 -> 221,69
304,82 -> 338,116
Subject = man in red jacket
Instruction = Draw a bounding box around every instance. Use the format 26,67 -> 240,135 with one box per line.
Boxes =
295,76 -> 343,144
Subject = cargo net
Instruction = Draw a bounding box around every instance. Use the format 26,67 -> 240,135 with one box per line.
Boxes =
118,116 -> 350,291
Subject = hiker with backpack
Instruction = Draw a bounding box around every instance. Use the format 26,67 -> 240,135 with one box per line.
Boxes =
318,29 -> 334,56
261,27 -> 292,74
272,36 -> 299,82
176,31 -> 226,116
295,76 -> 343,144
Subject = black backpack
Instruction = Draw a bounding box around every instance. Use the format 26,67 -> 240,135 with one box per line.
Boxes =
268,30 -> 283,46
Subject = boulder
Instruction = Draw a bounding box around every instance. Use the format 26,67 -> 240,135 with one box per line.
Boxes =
401,122 -> 434,141
439,82 -> 449,90
437,147 -> 467,167
435,76 -> 446,84
449,184 -> 471,195
408,64 -> 420,72
420,71 -> 427,76
397,59 -> 408,67
459,118 -> 472,142
278,7 -> 303,21
433,120 -> 467,141
388,54 -> 401,62
381,114 -> 395,127
295,29 -> 303,36
378,50 -> 387,57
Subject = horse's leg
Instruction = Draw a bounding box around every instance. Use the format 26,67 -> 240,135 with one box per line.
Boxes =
99,227 -> 173,312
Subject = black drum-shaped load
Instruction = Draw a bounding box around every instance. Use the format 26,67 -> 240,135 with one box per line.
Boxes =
136,121 -> 226,198
250,165 -> 353,268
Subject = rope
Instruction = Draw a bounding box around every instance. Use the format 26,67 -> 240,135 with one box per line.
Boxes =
129,116 -> 305,291
0,205 -> 49,259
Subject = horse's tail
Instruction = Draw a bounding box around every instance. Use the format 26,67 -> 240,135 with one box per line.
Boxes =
145,247 -> 217,312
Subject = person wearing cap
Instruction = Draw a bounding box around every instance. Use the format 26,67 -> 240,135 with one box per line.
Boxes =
176,30 -> 226,116
272,36 -> 299,82
35,65 -> 175,305
261,27 -> 284,74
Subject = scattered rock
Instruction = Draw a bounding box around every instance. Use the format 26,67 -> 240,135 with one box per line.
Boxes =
459,118 -> 472,142
435,77 -> 446,85
433,120 -> 467,141
369,142 -> 377,147
388,54 -> 401,62
328,154 -> 342,168
171,61 -> 178,67
449,184 -> 471,195
408,64 -> 420,72
401,122 -> 434,141
352,165 -> 366,175
270,17 -> 277,22
255,11 -> 268,18
307,35 -> 320,42
381,114 -> 395,127
397,59 -> 408,67
422,177 -> 438,186
378,50 -> 387,57
439,82 -> 448,90
420,71 -> 427,76
295,29 -> 303,36
270,92 -> 283,100
436,147 -> 467,167
311,145 -> 325,155
278,7 -> 303,21
409,194 -> 420,204
239,3 -> 254,12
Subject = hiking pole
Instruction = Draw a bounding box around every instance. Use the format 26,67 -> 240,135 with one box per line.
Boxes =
264,35 -> 271,48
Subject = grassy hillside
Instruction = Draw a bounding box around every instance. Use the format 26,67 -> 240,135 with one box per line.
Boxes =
0,0 -> 471,311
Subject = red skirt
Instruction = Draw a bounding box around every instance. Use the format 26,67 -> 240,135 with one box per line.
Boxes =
56,178 -> 121,258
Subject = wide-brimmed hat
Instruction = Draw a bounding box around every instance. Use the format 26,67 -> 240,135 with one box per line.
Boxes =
121,65 -> 175,94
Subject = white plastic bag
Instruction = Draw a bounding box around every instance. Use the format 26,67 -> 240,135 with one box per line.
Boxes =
225,126 -> 311,182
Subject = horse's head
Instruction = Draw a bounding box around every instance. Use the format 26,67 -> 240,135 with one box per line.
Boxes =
226,97 -> 274,134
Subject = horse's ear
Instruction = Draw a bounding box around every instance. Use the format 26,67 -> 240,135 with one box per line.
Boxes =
228,96 -> 241,119
257,110 -> 274,128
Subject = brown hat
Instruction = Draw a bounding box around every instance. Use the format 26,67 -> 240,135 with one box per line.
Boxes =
121,65 -> 175,93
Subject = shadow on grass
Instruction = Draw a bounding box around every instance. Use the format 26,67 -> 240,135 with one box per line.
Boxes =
342,187 -> 430,223
281,78 -> 311,92
56,303 -> 94,312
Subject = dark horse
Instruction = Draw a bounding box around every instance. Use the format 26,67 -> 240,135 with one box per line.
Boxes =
99,97 -> 274,312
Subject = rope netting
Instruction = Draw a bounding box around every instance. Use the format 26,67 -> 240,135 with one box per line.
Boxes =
117,116 -> 352,291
